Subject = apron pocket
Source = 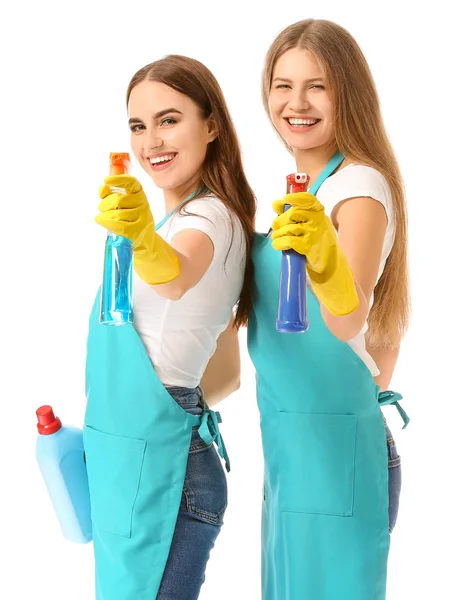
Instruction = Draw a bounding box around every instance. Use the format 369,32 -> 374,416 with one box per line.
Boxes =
83,425 -> 147,538
278,412 -> 357,517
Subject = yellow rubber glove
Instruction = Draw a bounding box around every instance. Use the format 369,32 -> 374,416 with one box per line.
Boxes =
96,175 -> 180,285
272,192 -> 359,316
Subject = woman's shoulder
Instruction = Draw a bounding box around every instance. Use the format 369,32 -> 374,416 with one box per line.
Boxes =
319,163 -> 392,213
171,194 -> 243,243
330,163 -> 391,196
181,193 -> 232,219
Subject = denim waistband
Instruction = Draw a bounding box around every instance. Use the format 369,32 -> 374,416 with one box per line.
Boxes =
164,385 -> 205,416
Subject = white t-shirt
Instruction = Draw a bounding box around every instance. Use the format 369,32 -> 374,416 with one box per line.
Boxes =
133,195 -> 246,388
314,164 -> 395,376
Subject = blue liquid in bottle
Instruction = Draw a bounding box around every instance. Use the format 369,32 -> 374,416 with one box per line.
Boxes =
276,246 -> 308,333
100,233 -> 133,325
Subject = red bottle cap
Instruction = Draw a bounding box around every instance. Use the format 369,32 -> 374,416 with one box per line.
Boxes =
36,405 -> 62,435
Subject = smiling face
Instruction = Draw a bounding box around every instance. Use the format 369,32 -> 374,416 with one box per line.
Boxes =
268,47 -> 335,154
128,80 -> 216,196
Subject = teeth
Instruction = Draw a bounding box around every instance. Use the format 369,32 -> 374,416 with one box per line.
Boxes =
288,118 -> 319,126
150,154 -> 175,164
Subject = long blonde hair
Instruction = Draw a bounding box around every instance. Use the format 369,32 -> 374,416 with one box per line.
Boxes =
262,19 -> 410,348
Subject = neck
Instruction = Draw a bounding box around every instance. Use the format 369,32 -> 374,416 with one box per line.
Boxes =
293,143 -> 339,190
163,175 -> 203,214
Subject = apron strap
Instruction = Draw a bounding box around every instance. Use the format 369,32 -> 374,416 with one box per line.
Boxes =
155,187 -> 208,231
198,409 -> 231,472
378,390 -> 410,429
266,150 -> 345,237
308,150 -> 345,195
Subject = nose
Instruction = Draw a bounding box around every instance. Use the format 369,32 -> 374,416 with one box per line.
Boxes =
289,87 -> 310,114
143,126 -> 163,155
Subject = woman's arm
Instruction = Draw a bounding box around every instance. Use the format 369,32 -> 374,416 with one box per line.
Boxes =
320,197 -> 388,342
200,315 -> 241,407
96,177 -> 216,300
152,229 -> 215,300
367,344 -> 400,391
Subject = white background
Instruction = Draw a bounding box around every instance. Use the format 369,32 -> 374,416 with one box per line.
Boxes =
1,0 -> 459,598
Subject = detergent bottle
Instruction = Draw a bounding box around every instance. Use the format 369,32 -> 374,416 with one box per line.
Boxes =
35,405 -> 92,543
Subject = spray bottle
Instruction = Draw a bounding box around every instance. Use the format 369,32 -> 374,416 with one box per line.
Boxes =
276,172 -> 310,333
99,152 -> 134,325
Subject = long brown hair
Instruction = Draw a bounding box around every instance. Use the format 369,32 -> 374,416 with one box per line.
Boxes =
127,55 -> 256,328
262,19 -> 410,348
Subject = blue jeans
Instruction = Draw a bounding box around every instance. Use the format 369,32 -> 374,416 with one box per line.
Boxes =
384,418 -> 402,532
157,386 -> 228,600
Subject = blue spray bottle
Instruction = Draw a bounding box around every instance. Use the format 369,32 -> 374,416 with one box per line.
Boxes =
276,172 -> 310,333
99,152 -> 134,325
35,405 -> 92,544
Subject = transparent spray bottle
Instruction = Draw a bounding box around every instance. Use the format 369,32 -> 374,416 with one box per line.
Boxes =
99,152 -> 134,325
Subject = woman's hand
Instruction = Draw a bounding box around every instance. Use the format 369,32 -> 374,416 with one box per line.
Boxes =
96,174 -> 155,248
271,192 -> 359,317
95,175 -> 180,285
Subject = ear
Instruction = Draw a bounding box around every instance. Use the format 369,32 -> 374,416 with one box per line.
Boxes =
205,114 -> 219,143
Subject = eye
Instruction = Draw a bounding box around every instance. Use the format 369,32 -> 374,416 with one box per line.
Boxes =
310,85 -> 325,90
160,117 -> 177,126
275,84 -> 291,89
129,123 -> 145,133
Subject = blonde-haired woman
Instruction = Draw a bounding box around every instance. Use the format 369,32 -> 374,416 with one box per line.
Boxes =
245,18 -> 409,599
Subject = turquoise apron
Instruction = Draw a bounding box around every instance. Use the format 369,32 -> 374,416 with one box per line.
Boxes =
247,152 -> 409,600
83,196 -> 229,599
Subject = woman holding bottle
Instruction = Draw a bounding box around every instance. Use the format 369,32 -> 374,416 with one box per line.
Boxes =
83,54 -> 256,600
207,18 -> 410,600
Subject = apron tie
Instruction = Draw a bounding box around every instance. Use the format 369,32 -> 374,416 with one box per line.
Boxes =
378,390 -> 410,429
198,409 -> 231,473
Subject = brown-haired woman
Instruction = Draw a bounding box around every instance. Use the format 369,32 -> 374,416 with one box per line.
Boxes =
83,55 -> 255,600
245,18 -> 410,599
